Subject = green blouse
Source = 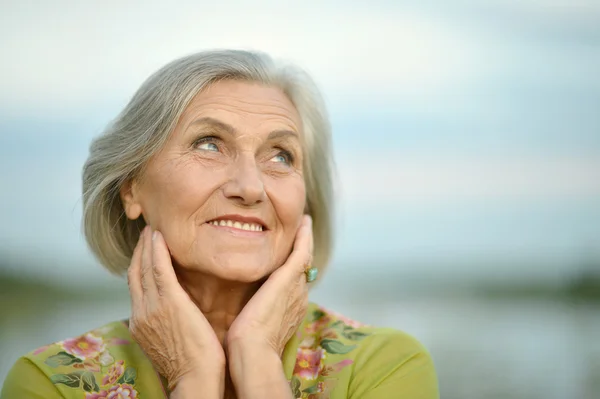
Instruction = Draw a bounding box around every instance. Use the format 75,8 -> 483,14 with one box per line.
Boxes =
1,303 -> 439,398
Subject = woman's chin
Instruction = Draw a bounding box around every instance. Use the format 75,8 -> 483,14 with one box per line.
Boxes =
205,257 -> 276,283
216,267 -> 271,283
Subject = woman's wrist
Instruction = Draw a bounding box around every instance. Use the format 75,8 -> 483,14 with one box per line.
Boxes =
227,342 -> 292,399
169,367 -> 226,399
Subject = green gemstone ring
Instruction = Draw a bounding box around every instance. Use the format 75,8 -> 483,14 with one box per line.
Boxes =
305,266 -> 318,283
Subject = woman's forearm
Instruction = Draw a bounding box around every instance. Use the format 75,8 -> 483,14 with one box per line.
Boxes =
228,343 -> 293,399
170,369 -> 225,399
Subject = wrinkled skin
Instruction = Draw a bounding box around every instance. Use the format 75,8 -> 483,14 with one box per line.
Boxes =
121,81 -> 314,397
122,80 -> 306,282
127,226 -> 225,390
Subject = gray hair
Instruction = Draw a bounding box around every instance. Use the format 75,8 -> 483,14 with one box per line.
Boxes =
82,49 -> 335,279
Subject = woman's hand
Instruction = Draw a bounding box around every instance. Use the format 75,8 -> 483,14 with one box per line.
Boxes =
226,215 -> 314,398
127,225 -> 225,395
227,214 -> 313,354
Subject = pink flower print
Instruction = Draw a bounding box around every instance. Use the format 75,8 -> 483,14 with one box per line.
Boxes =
293,348 -> 325,380
102,360 -> 125,386
32,345 -> 50,355
108,337 -> 131,346
307,380 -> 337,399
322,359 -> 353,376
62,333 -> 105,359
85,384 -> 138,399
331,358 -> 353,372
106,384 -> 138,399
305,314 -> 332,335
86,391 -> 109,399
326,308 -> 365,328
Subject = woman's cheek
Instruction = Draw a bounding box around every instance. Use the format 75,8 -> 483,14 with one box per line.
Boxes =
266,176 -> 305,220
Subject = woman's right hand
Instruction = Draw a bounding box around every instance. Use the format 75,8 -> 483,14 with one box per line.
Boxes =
127,225 -> 225,394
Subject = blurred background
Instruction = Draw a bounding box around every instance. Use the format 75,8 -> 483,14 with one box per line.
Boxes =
1,1 -> 599,398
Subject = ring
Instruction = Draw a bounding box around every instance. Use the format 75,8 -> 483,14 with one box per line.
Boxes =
304,265 -> 318,283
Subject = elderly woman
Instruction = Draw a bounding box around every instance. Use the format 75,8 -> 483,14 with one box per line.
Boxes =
1,50 -> 438,399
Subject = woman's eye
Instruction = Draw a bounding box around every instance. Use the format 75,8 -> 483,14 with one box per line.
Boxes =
271,150 -> 293,165
194,137 -> 220,152
198,142 -> 219,152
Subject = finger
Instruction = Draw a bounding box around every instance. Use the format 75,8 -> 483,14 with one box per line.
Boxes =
307,215 -> 314,264
140,225 -> 158,295
283,215 -> 314,279
260,215 -> 313,291
127,229 -> 145,309
302,215 -> 316,288
151,230 -> 179,296
296,214 -> 313,266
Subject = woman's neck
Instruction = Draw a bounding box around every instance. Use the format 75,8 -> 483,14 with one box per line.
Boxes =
174,267 -> 262,346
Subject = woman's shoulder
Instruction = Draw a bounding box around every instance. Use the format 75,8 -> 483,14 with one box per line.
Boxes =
288,303 -> 438,398
1,320 -> 166,399
302,302 -> 428,351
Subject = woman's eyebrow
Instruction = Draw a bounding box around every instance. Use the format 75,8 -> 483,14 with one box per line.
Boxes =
267,130 -> 299,140
189,117 -> 236,135
190,116 -> 299,140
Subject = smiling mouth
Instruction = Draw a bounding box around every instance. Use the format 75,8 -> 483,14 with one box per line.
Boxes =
206,219 -> 265,232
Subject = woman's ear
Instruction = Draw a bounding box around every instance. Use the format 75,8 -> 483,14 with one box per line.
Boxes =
120,179 -> 143,220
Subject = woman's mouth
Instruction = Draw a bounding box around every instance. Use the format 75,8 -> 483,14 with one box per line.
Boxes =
205,214 -> 268,235
206,219 -> 264,232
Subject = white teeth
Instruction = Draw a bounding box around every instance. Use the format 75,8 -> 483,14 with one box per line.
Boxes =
210,220 -> 264,231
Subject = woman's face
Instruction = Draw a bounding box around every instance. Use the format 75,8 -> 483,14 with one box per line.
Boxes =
122,80 -> 306,282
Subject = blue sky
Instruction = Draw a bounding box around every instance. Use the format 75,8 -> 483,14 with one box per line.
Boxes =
0,0 -> 598,286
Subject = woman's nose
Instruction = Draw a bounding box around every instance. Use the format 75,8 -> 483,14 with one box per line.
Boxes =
222,155 -> 266,206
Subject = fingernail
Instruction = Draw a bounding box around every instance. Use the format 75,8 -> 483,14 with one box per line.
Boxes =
152,230 -> 158,241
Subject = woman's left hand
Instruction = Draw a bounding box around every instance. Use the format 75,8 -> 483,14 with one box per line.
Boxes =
227,214 -> 313,356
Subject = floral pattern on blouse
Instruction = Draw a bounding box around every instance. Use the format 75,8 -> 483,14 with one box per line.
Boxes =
35,325 -> 140,398
289,306 -> 371,399
24,305 -> 371,399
